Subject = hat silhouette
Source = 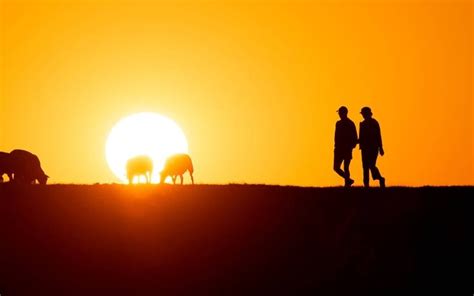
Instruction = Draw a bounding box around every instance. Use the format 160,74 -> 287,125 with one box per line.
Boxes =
337,106 -> 348,114
360,107 -> 372,115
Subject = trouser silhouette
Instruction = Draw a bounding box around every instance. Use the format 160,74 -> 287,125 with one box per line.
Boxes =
334,149 -> 352,181
361,148 -> 382,186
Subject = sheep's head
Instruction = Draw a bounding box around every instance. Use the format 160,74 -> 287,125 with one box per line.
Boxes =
38,173 -> 49,185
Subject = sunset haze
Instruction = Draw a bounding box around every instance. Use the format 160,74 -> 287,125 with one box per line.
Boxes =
1,0 -> 472,186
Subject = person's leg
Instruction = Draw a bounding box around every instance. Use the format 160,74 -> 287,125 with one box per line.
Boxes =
343,157 -> 354,187
367,150 -> 385,187
361,150 -> 370,187
371,166 -> 381,180
333,150 -> 345,178
343,158 -> 351,180
369,151 -> 381,180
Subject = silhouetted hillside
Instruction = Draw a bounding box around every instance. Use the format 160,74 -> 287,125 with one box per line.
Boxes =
0,185 -> 472,295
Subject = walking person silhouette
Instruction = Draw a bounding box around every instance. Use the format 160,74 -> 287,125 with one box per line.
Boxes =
359,107 -> 385,188
333,106 -> 358,187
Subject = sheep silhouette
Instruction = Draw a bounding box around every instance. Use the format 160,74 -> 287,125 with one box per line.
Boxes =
160,153 -> 194,185
126,155 -> 153,184
9,149 -> 49,184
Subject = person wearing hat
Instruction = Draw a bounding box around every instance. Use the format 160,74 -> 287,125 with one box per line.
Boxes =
359,106 -> 385,188
334,106 -> 358,187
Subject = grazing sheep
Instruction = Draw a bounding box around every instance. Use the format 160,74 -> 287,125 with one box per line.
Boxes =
160,153 -> 194,185
9,149 -> 49,185
126,155 -> 153,184
0,151 -> 14,182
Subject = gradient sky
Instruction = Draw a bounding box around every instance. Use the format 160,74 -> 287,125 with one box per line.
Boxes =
1,0 -> 472,186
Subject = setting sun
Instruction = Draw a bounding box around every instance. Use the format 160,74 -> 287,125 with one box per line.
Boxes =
105,112 -> 188,183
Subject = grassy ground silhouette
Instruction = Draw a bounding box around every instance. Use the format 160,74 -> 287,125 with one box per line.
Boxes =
0,184 -> 472,295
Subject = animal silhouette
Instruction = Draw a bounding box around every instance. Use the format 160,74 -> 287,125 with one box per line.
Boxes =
9,149 -> 49,184
126,155 -> 153,184
0,151 -> 14,182
160,153 -> 194,185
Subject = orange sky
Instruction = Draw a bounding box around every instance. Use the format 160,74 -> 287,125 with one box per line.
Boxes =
1,0 -> 472,186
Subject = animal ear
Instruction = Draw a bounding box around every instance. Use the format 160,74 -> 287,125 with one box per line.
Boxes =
46,175 -> 50,178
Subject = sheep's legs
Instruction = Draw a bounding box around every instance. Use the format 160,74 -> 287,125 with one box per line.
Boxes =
190,173 -> 194,185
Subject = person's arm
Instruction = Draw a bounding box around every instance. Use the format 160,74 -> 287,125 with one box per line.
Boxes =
376,121 -> 384,156
352,121 -> 358,148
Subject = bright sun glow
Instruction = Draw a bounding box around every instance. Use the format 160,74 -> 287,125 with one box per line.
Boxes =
106,112 -> 188,183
